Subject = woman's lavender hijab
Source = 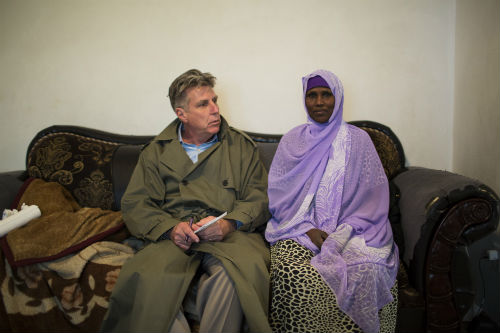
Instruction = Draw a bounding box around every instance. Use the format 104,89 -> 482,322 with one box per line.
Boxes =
266,70 -> 399,333
266,70 -> 346,239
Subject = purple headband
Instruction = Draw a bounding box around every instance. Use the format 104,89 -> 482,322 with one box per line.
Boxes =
306,75 -> 329,91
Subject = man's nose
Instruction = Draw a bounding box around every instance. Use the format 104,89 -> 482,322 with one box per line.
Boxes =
209,101 -> 219,113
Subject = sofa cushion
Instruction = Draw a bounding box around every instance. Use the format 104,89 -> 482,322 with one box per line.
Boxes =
26,132 -> 119,210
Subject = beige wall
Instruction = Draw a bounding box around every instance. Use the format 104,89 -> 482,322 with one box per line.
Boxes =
454,0 -> 500,194
1,0 -> 498,194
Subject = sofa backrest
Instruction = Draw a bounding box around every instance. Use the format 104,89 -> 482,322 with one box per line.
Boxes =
25,126 -> 153,211
25,121 -> 405,211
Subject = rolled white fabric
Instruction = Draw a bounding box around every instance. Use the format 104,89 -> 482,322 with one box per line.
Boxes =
0,205 -> 41,237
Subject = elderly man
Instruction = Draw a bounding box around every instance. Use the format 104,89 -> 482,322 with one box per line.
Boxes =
101,69 -> 271,333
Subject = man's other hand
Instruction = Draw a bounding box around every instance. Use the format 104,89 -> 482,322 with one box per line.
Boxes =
171,221 -> 200,251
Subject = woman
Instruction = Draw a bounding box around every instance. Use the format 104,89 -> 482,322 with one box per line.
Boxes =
265,70 -> 399,333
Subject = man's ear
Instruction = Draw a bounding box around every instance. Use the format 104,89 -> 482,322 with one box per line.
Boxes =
176,107 -> 186,121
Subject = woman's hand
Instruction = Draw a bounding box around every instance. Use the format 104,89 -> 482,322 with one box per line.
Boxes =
306,228 -> 329,249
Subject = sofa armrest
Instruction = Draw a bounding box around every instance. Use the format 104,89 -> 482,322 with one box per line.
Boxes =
393,166 -> 499,331
0,170 -> 28,213
393,167 -> 498,283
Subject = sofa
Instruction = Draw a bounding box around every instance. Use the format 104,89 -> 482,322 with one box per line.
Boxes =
0,122 -> 498,333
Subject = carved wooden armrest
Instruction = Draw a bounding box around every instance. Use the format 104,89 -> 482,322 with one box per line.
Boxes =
393,167 -> 499,332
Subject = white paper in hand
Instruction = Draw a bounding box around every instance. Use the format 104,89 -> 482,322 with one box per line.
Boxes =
194,212 -> 228,234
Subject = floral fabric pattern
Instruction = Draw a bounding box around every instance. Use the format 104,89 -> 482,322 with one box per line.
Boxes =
27,133 -> 118,210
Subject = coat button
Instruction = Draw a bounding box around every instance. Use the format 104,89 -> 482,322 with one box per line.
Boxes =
222,180 -> 228,186
182,180 -> 188,186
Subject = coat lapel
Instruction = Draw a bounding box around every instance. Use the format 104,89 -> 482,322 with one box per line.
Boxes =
154,120 -> 193,177
159,140 -> 194,177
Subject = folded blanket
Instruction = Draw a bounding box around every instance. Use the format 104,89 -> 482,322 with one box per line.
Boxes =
0,240 -> 135,332
0,178 -> 126,267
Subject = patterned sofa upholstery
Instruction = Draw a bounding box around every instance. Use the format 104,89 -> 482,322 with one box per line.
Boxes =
0,122 -> 498,333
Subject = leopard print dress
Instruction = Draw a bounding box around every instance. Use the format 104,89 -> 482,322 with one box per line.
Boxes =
269,239 -> 398,333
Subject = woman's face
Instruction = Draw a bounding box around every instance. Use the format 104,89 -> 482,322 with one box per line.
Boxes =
305,87 -> 335,123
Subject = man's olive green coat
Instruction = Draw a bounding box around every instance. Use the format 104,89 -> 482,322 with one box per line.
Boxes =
101,117 -> 272,332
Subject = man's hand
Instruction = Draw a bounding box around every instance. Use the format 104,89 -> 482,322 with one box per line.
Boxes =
306,228 -> 329,249
195,217 -> 235,242
170,221 -> 200,251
